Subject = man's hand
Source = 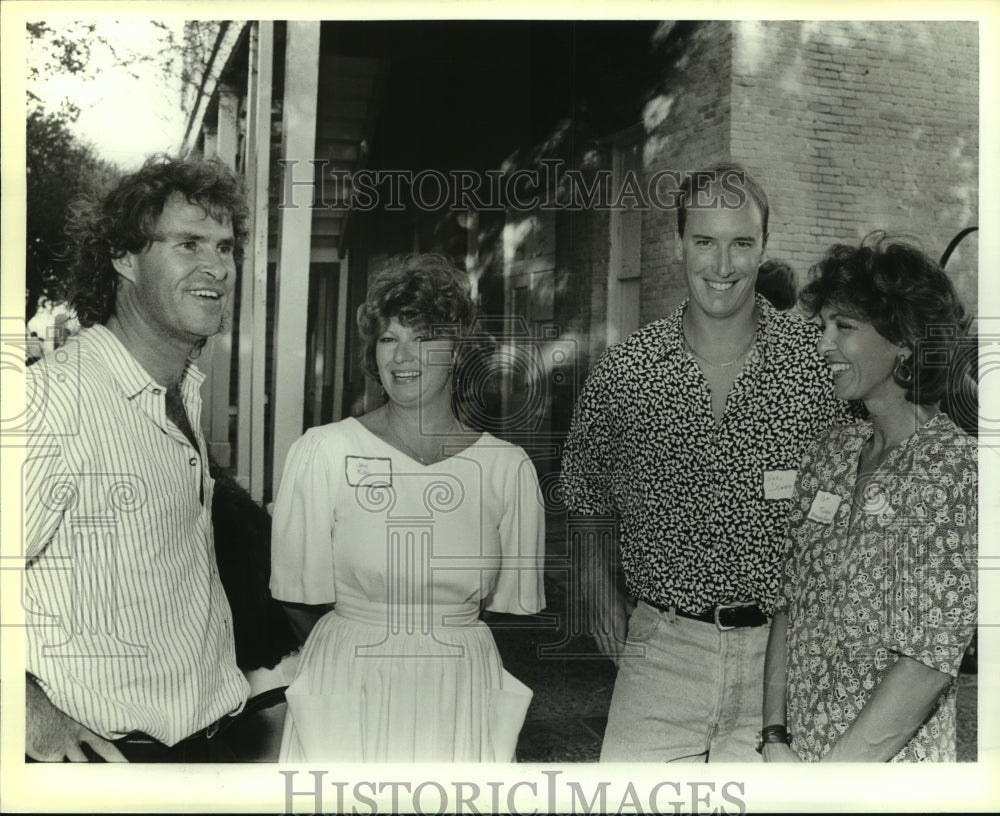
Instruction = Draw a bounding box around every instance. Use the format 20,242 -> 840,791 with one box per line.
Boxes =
761,742 -> 801,763
589,591 -> 634,667
26,676 -> 127,762
574,525 -> 633,667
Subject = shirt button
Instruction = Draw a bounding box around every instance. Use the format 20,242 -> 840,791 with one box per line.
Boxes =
152,388 -> 161,395
189,457 -> 198,466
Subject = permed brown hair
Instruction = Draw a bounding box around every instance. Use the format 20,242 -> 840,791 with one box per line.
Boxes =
356,253 -> 476,380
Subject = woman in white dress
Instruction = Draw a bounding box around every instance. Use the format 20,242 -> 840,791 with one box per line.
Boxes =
270,253 -> 545,762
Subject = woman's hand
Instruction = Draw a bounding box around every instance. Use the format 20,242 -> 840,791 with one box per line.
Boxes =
762,742 -> 800,763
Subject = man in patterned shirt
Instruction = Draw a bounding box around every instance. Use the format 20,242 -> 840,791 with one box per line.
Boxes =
562,162 -> 847,761
24,155 -> 251,761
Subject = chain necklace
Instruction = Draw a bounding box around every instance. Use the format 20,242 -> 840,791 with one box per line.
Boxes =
682,330 -> 756,368
384,409 -> 461,465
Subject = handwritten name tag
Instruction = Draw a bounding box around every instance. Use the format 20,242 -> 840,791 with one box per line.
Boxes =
763,470 -> 797,501
345,456 -> 392,487
807,490 -> 842,525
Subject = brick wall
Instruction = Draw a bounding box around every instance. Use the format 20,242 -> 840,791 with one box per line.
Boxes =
494,20 -> 978,399
729,20 -> 978,315
640,21 -> 734,325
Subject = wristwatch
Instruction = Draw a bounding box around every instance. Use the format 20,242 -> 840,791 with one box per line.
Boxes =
755,724 -> 791,754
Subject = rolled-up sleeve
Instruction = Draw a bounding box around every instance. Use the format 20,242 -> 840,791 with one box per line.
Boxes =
887,452 -> 977,677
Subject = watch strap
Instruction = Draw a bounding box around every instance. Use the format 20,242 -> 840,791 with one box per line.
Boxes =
756,724 -> 791,753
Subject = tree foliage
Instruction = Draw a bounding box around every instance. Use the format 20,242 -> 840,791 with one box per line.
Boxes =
26,109 -> 119,322
24,20 -> 229,320
26,21 -> 97,123
26,21 -> 218,120
156,21 -> 227,118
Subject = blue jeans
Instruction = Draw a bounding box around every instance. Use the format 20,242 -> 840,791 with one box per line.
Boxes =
600,601 -> 767,762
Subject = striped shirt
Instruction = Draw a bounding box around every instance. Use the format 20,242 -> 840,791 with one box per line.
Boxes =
24,325 -> 248,745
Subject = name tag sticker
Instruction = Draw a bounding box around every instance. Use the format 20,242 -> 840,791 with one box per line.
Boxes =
763,470 -> 797,501
345,456 -> 392,487
807,490 -> 842,525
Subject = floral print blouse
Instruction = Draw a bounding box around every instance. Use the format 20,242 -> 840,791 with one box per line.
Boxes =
777,413 -> 977,761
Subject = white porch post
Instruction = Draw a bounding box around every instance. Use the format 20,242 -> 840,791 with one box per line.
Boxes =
203,84 -> 239,468
238,21 -> 274,499
271,21 -> 321,498
331,250 -> 349,422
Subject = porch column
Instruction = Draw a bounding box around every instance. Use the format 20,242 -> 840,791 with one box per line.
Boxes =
271,21 -> 321,497
204,83 -> 239,468
238,21 -> 274,499
331,250 -> 350,422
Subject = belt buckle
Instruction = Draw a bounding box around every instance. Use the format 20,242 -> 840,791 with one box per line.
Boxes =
204,718 -> 221,740
714,602 -> 742,632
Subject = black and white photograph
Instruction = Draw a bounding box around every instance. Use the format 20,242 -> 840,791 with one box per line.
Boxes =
2,0 -> 997,812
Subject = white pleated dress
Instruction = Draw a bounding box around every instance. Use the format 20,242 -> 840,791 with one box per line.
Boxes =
270,418 -> 545,762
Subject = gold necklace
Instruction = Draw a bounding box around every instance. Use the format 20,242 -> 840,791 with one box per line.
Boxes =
682,330 -> 756,368
384,410 -> 460,465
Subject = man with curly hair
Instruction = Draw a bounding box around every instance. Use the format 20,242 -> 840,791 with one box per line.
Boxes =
24,155 -> 252,761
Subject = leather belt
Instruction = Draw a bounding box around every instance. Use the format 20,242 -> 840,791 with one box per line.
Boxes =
111,687 -> 288,762
120,716 -> 226,747
643,600 -> 768,631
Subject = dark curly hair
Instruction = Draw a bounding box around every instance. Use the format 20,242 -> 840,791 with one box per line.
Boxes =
755,259 -> 797,310
799,231 -> 972,406
62,154 -> 250,327
356,253 -> 476,381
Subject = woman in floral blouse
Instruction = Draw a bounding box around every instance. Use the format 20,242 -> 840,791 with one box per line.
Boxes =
760,232 -> 977,762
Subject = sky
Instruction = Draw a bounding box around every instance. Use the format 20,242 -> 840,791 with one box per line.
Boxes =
29,20 -> 189,168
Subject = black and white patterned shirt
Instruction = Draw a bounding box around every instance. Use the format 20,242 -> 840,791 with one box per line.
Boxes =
561,296 -> 850,613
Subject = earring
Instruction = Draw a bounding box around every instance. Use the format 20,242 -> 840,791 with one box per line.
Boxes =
893,353 -> 913,385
